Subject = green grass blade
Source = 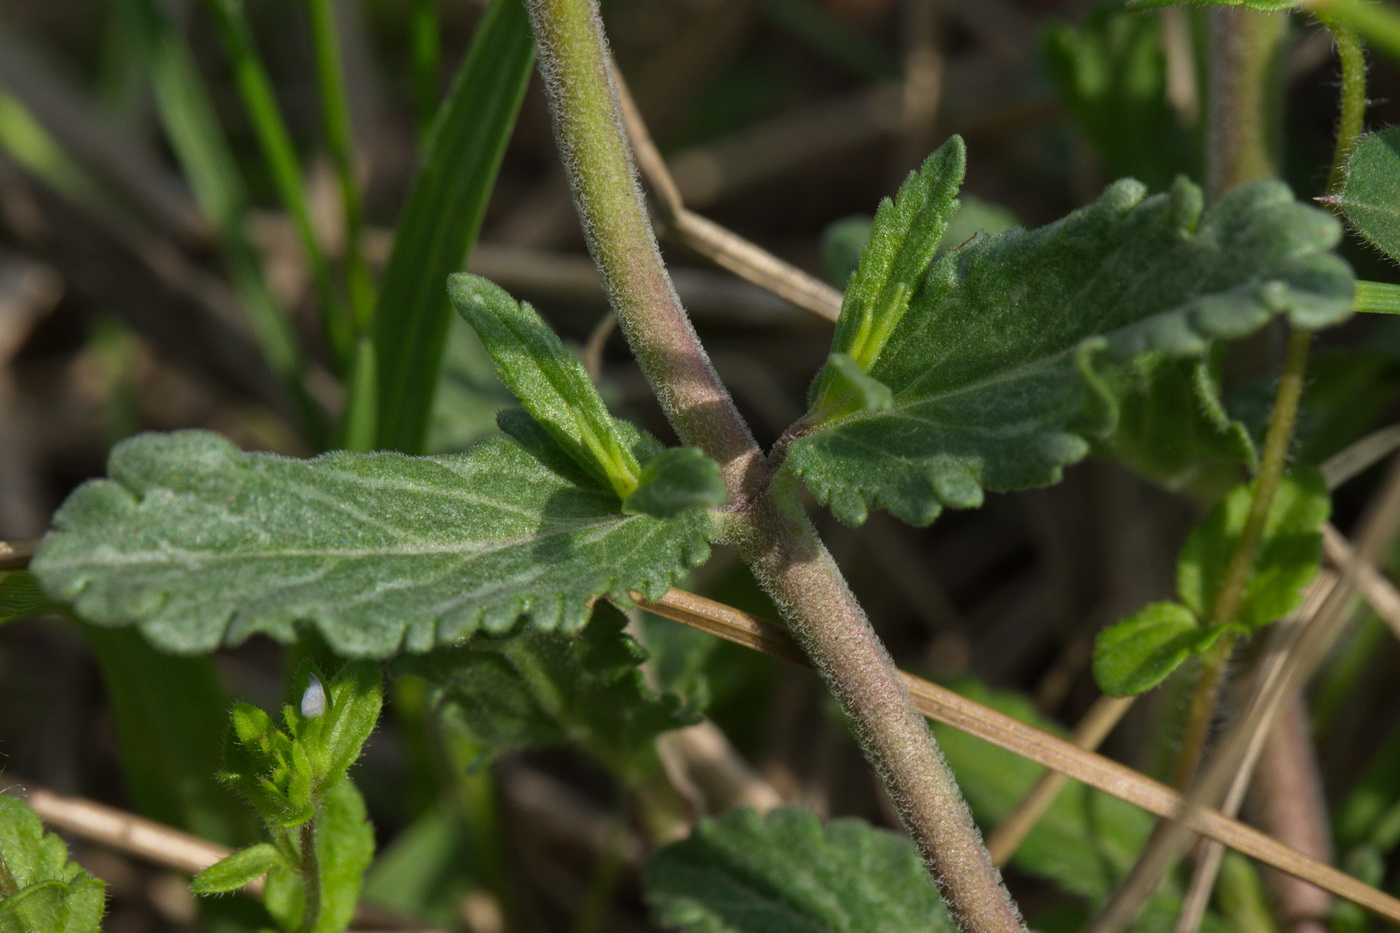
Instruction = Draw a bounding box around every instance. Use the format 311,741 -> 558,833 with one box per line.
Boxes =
1356,280 -> 1400,314
84,627 -> 258,846
307,0 -> 377,337
200,0 -> 353,366
412,0 -> 443,146
115,0 -> 322,441
367,0 -> 534,454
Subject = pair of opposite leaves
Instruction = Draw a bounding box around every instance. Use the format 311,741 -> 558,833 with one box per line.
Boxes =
30,135 -> 1354,657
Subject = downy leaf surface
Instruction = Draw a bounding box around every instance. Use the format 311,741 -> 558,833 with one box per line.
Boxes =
1334,129 -> 1400,265
789,178 -> 1352,525
190,843 -> 285,895
448,272 -> 642,497
1093,352 -> 1258,499
449,272 -> 725,517
0,795 -> 106,933
644,806 -> 954,933
1177,469 -> 1330,631
397,602 -> 695,777
32,428 -> 711,656
1092,601 -> 1228,697
810,137 -> 964,421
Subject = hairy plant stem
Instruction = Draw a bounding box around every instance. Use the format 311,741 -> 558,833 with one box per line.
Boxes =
1320,19 -> 1367,195
1205,10 -> 1284,203
296,815 -> 322,933
524,0 -> 759,497
523,0 -> 1024,926
726,488 -> 1024,931
1173,325 -> 1310,792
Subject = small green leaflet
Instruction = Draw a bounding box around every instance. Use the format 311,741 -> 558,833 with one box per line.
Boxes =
1093,470 -> 1329,696
396,602 -> 696,779
191,843 -> 284,895
1178,468 -> 1330,631
32,428 -> 712,657
1331,129 -> 1400,265
789,178 -> 1352,526
644,806 -> 955,933
810,136 -> 964,422
1092,602 -> 1229,697
448,272 -> 642,497
1094,352 -> 1258,499
0,795 -> 106,933
449,273 -> 726,518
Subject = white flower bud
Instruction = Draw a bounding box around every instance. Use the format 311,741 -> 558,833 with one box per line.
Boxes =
300,673 -> 327,719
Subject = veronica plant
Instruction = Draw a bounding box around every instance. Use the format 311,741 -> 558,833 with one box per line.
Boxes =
13,0 -> 1378,928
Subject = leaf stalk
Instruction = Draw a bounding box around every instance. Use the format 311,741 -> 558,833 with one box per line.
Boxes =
520,0 -> 1025,926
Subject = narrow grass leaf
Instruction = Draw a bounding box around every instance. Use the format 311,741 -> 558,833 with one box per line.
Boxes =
371,0 -> 534,454
113,0 -> 313,433
32,429 -> 712,657
645,806 -> 955,933
84,627 -> 256,846
788,178 -> 1352,526
0,572 -> 58,625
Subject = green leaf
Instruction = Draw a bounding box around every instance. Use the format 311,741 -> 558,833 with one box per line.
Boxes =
807,354 -> 893,424
623,447 -> 727,519
1045,10 -> 1196,190
1093,602 -> 1229,697
0,795 -> 106,933
813,137 -> 964,415
822,195 -> 1018,289
787,178 -> 1352,526
32,428 -> 712,656
1094,352 -> 1258,498
289,661 -> 383,791
370,0 -> 534,454
397,602 -> 696,777
1333,129 -> 1400,265
1178,469 -> 1330,630
644,806 -> 955,933
191,843 -> 285,895
447,272 -> 641,496
262,782 -> 374,933
0,572 -> 58,626
931,678 -> 1178,911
